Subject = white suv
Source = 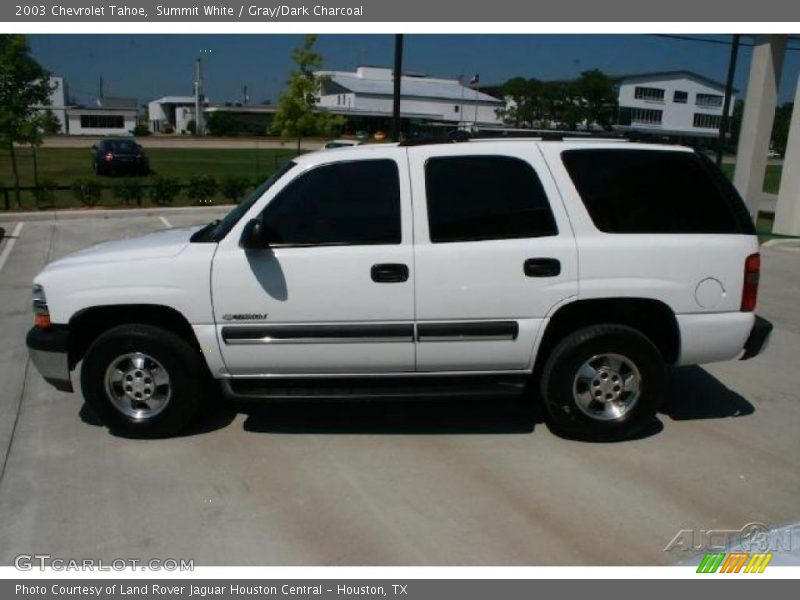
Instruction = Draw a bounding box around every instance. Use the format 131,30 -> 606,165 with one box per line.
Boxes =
26,138 -> 772,440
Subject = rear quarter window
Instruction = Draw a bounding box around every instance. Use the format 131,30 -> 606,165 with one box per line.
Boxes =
561,149 -> 755,235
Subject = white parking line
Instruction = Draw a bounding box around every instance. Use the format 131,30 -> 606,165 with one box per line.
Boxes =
159,216 -> 172,228
0,222 -> 24,274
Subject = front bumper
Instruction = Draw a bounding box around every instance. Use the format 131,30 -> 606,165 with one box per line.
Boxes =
741,315 -> 773,360
26,326 -> 73,392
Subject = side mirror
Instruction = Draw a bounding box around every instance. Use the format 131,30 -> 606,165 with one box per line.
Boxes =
239,218 -> 268,250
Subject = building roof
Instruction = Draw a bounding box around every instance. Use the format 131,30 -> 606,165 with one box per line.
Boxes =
97,96 -> 138,110
149,96 -> 197,105
613,70 -> 736,92
67,107 -> 138,115
317,66 -> 502,104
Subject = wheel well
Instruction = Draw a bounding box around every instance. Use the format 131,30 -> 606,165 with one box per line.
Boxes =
68,305 -> 200,369
534,298 -> 680,372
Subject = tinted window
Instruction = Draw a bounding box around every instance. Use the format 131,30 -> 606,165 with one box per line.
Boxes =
261,159 -> 401,246
562,149 -> 755,235
425,156 -> 557,243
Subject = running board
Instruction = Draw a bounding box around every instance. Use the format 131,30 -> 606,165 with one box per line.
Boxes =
221,375 -> 530,401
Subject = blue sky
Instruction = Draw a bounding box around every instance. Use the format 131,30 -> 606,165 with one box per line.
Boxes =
28,34 -> 800,107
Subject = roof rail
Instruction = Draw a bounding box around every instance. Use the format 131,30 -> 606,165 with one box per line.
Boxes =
398,130 -> 470,146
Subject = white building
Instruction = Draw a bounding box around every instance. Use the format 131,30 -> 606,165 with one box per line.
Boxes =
65,97 -> 138,136
148,96 -> 198,134
35,75 -> 70,133
315,66 -> 503,133
615,70 -> 735,139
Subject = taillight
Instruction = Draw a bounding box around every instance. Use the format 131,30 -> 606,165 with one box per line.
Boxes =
741,253 -> 760,312
104,152 -> 114,161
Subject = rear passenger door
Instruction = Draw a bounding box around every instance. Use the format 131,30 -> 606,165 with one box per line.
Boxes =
408,144 -> 578,372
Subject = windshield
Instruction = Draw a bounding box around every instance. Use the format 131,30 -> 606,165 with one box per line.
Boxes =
191,160 -> 297,243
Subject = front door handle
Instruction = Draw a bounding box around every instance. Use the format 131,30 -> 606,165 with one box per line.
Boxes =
371,263 -> 409,283
524,258 -> 561,277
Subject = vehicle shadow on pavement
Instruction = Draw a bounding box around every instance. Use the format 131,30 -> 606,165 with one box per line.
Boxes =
661,366 -> 755,420
78,365 -> 754,439
238,396 -> 543,435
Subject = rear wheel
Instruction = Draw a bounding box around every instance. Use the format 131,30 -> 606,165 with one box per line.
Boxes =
540,324 -> 666,441
81,324 -> 205,437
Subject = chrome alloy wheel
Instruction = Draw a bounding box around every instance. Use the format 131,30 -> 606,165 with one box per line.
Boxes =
104,352 -> 171,420
572,353 -> 641,421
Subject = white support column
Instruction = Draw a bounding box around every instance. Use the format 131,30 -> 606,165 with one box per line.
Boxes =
773,75 -> 800,236
733,34 -> 787,218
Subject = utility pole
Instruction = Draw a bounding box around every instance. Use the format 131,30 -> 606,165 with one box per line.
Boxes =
391,34 -> 404,142
243,84 -> 249,105
99,76 -> 103,100
717,34 -> 740,166
194,57 -> 204,136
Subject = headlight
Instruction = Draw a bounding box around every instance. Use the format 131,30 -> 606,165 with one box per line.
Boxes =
32,284 -> 51,328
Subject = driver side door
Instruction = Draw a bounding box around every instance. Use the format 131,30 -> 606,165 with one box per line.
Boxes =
211,151 -> 416,376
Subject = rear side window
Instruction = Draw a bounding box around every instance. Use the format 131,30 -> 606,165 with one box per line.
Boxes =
561,149 -> 755,234
425,155 -> 558,243
261,159 -> 401,246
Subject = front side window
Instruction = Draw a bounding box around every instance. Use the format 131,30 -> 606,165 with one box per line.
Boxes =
425,155 -> 557,243
261,159 -> 401,246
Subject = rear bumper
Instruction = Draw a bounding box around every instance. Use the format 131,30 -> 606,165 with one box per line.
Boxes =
26,326 -> 73,392
741,315 -> 773,360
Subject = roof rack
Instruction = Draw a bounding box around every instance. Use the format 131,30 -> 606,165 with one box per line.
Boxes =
396,129 -> 684,148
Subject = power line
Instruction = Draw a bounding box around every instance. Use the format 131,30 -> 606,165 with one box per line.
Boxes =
652,34 -> 800,52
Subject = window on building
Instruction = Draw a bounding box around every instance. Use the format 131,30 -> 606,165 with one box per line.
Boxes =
696,93 -> 723,108
629,108 -> 663,125
425,155 -> 557,243
634,86 -> 665,102
693,113 -> 722,129
561,149 -> 754,235
673,90 -> 688,103
79,114 -> 125,129
260,159 -> 401,246
454,105 -> 460,113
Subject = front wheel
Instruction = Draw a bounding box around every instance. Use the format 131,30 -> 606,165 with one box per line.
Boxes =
540,324 -> 666,442
81,324 -> 206,437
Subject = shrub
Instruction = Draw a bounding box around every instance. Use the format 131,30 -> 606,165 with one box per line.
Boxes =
132,123 -> 151,137
113,179 -> 145,206
71,179 -> 102,207
34,180 -> 58,209
219,176 -> 250,204
148,177 -> 181,206
186,175 -> 218,205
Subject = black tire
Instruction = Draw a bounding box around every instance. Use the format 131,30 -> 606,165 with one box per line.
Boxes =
80,324 -> 206,437
540,324 -> 666,442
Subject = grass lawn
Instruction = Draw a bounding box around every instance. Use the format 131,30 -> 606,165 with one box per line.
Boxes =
719,163 -> 783,195
1,147 -> 301,210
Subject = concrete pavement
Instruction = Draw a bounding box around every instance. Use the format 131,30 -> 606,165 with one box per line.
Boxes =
0,212 -> 798,566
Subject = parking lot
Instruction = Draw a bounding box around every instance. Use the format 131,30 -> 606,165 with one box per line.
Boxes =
0,209 -> 798,566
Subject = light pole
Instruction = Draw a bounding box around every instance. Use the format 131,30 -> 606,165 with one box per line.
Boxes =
392,34 -> 404,142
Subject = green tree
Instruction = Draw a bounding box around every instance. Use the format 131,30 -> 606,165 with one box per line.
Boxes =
0,35 -> 54,206
271,35 -> 343,150
573,69 -> 618,130
19,109 -> 60,187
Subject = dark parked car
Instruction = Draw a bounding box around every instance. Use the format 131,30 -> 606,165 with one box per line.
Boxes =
91,138 -> 149,176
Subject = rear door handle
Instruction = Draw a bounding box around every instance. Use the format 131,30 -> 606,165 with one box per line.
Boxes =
371,263 -> 409,283
524,258 -> 561,277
